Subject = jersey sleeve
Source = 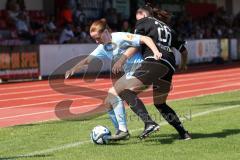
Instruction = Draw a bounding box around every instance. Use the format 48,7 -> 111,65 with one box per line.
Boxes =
89,45 -> 108,59
135,24 -> 145,35
121,32 -> 141,47
134,18 -> 148,35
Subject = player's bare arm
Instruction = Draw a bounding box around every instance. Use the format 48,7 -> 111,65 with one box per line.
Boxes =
65,56 -> 93,79
140,35 -> 162,60
112,35 -> 162,75
112,47 -> 138,74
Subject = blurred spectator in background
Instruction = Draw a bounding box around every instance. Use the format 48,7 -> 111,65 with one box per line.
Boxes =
59,4 -> 73,26
121,20 -> 132,33
6,0 -> 17,10
45,16 -> 57,32
105,8 -> 118,31
83,21 -> 95,43
233,12 -> 240,37
172,8 -> 240,39
1,1 -> 240,45
7,2 -> 20,23
74,25 -> 88,43
15,12 -> 35,43
103,0 -> 113,12
68,0 -> 77,11
59,24 -> 75,44
7,0 -> 24,9
73,4 -> 87,27
6,0 -> 25,11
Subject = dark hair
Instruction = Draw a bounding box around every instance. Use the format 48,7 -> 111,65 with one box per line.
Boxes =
144,0 -> 156,7
140,1 -> 172,24
152,7 -> 172,24
138,5 -> 153,16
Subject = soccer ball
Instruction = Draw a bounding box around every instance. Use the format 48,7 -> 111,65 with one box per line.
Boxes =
90,125 -> 111,145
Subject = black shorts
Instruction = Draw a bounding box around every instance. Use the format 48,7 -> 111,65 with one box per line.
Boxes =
133,58 -> 175,94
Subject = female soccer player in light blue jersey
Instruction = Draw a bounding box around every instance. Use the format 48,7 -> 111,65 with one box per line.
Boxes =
65,19 -> 162,140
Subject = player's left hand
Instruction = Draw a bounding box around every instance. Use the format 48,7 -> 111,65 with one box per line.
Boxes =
112,60 -> 123,74
65,69 -> 75,79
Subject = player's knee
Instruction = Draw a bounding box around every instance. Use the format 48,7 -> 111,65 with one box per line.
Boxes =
109,84 -> 124,97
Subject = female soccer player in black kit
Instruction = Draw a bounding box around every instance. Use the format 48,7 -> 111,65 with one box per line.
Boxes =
107,5 -> 191,140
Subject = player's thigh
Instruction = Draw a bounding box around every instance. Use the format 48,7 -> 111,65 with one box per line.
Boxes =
114,74 -> 143,94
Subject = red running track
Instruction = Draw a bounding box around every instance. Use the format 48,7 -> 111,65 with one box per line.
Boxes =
0,63 -> 240,128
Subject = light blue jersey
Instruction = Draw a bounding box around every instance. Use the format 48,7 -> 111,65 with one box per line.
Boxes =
90,32 -> 144,133
90,32 -> 143,75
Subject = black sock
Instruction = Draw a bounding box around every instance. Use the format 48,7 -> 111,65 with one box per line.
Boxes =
155,103 -> 187,136
120,89 -> 155,125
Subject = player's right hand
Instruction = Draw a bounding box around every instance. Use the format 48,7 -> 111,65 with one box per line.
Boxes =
65,69 -> 74,79
112,60 -> 123,74
153,51 -> 162,60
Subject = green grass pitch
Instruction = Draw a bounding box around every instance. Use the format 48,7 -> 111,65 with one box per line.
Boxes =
0,90 -> 240,160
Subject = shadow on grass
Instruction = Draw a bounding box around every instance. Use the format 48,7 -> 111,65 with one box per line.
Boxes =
143,129 -> 240,145
106,142 -> 127,146
0,154 -> 52,160
198,100 -> 240,107
11,116 -> 111,129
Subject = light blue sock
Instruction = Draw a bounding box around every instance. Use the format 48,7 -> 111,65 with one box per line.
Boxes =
110,96 -> 127,132
108,109 -> 119,131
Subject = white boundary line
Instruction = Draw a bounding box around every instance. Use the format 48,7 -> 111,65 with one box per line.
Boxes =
16,104 -> 240,158
167,89 -> 240,102
1,89 -> 239,126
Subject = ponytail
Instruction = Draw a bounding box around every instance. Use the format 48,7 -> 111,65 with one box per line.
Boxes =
142,1 -> 172,24
152,8 -> 172,24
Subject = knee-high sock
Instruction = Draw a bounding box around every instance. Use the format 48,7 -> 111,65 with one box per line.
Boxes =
109,96 -> 127,132
120,89 -> 155,125
108,109 -> 119,131
155,103 -> 187,136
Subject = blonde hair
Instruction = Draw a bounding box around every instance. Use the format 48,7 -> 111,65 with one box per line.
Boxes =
90,19 -> 109,33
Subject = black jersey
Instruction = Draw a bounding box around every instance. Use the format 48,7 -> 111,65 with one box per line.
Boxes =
135,17 -> 185,67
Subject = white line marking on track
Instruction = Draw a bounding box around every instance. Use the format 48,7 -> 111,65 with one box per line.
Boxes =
1,89 -> 240,126
1,82 -> 240,111
0,79 -> 108,91
1,71 -> 240,96
171,83 -> 240,95
1,75 -> 240,102
0,82 -> 111,96
1,66 -> 239,91
0,103 -> 99,120
16,104 -> 240,158
174,67 -> 240,78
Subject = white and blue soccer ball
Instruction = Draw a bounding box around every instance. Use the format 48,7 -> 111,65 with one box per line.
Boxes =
90,125 -> 111,145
